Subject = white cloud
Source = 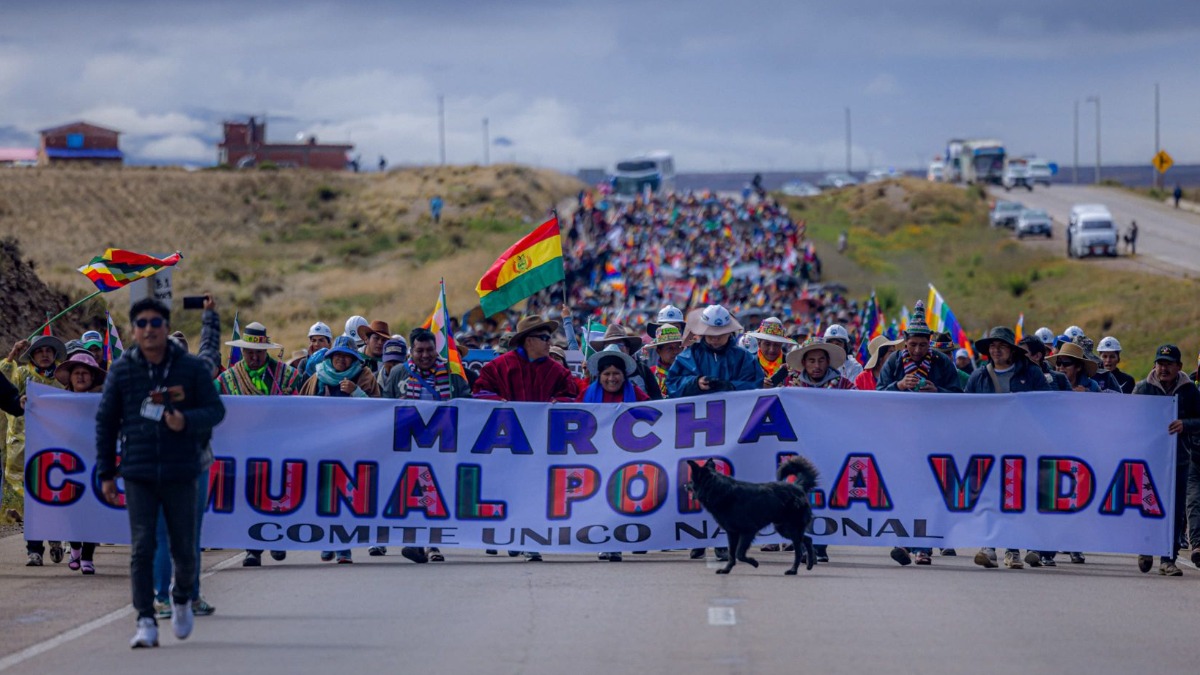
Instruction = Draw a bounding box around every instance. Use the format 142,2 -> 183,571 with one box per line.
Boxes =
865,74 -> 900,96
133,134 -> 213,163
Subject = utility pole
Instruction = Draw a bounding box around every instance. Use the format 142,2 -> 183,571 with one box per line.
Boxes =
1154,83 -> 1161,190
1087,95 -> 1100,184
1073,100 -> 1079,185
438,95 -> 446,165
844,107 -> 852,174
482,117 -> 490,166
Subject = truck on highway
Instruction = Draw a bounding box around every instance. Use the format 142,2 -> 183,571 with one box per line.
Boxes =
609,151 -> 675,200
1067,204 -> 1118,258
945,138 -> 1006,185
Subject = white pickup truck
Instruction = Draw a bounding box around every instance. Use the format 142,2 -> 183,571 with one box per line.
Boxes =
1067,204 -> 1118,258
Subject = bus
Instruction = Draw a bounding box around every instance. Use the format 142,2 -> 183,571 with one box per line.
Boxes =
610,151 -> 675,199
945,138 -> 1005,185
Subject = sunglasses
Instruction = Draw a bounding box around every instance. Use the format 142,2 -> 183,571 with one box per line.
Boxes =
528,334 -> 552,342
134,317 -> 166,328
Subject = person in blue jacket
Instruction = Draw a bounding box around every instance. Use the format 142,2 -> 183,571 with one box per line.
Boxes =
666,304 -> 761,564
666,304 -> 762,399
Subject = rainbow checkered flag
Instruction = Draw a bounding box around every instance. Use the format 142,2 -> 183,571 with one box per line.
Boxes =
228,312 -> 242,367
103,311 -> 124,367
422,280 -> 465,378
78,249 -> 182,292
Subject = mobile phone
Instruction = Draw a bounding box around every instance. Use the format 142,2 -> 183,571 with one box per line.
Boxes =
182,295 -> 206,310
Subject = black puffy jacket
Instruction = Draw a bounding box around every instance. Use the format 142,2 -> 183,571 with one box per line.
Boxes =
95,341 -> 226,482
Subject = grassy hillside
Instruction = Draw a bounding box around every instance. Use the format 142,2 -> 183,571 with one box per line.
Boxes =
781,178 -> 1200,376
0,165 -> 583,357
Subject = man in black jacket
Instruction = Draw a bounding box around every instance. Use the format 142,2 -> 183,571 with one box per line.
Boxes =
1132,344 -> 1200,577
96,298 -> 226,648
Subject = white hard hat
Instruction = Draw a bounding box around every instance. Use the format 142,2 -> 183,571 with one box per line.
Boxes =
1034,327 -> 1055,346
954,348 -> 970,360
1097,336 -> 1122,353
308,322 -> 333,340
344,315 -> 368,348
823,324 -> 850,342
1064,325 -> 1085,341
738,334 -> 759,352
656,305 -> 684,324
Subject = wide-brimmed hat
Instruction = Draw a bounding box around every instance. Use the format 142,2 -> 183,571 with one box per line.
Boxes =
685,305 -> 744,337
974,326 -> 1020,355
586,344 -> 636,377
20,335 -> 66,364
321,335 -> 364,364
786,337 -> 847,371
588,323 -> 640,353
1046,342 -> 1098,376
356,320 -> 391,343
747,317 -> 796,345
510,315 -> 560,347
54,352 -> 106,388
864,335 -> 902,370
653,324 -> 684,347
905,300 -> 932,337
226,322 -> 282,351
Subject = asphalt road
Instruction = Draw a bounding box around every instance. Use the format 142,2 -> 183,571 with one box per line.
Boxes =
987,184 -> 1200,276
2,544 -> 1197,674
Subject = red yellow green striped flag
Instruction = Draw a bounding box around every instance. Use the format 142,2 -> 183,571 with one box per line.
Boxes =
475,216 -> 564,316
78,249 -> 183,292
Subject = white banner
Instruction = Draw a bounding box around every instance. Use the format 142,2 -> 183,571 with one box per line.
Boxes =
24,383 -> 1177,554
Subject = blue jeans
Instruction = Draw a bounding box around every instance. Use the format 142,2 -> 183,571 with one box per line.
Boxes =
154,474 -> 208,602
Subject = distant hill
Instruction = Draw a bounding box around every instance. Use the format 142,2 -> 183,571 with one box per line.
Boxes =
0,165 -> 583,356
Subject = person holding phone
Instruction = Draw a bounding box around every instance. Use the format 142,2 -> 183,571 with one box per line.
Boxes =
95,298 -> 226,648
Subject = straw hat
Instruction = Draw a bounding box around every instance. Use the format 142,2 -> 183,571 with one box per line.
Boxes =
1046,342 -> 1098,377
786,338 -> 847,371
226,322 -> 282,351
747,317 -> 796,345
864,335 -> 902,370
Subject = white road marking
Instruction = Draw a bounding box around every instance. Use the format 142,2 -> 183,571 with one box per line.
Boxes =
0,552 -> 243,672
707,606 -> 736,626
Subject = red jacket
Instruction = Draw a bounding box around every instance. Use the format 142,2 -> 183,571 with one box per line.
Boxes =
472,349 -> 579,402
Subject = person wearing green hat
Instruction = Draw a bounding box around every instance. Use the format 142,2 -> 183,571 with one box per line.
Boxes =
649,325 -> 684,397
1133,344 -> 1200,576
81,330 -> 105,366
2,334 -> 67,565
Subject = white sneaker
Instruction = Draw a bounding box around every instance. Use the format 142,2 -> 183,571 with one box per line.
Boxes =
171,602 -> 194,640
130,617 -> 159,648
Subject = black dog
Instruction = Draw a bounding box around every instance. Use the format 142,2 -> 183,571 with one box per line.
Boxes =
686,456 -> 819,575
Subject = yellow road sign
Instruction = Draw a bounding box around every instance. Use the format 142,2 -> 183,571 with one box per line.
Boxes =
1152,149 -> 1173,173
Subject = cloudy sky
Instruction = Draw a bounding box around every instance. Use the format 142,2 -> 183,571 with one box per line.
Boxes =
1,1 -> 1196,172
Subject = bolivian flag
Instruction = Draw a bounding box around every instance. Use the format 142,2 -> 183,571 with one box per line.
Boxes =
476,216 -> 564,316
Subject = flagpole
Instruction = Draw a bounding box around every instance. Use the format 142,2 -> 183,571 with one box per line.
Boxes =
25,290 -> 104,341
551,208 -> 568,309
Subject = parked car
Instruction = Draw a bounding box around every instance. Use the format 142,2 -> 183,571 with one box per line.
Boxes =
863,169 -> 897,184
989,200 -> 1024,228
1027,159 -> 1053,187
780,181 -> 821,197
816,173 -> 859,189
927,162 -> 945,182
1015,209 -> 1052,239
1067,204 -> 1118,258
